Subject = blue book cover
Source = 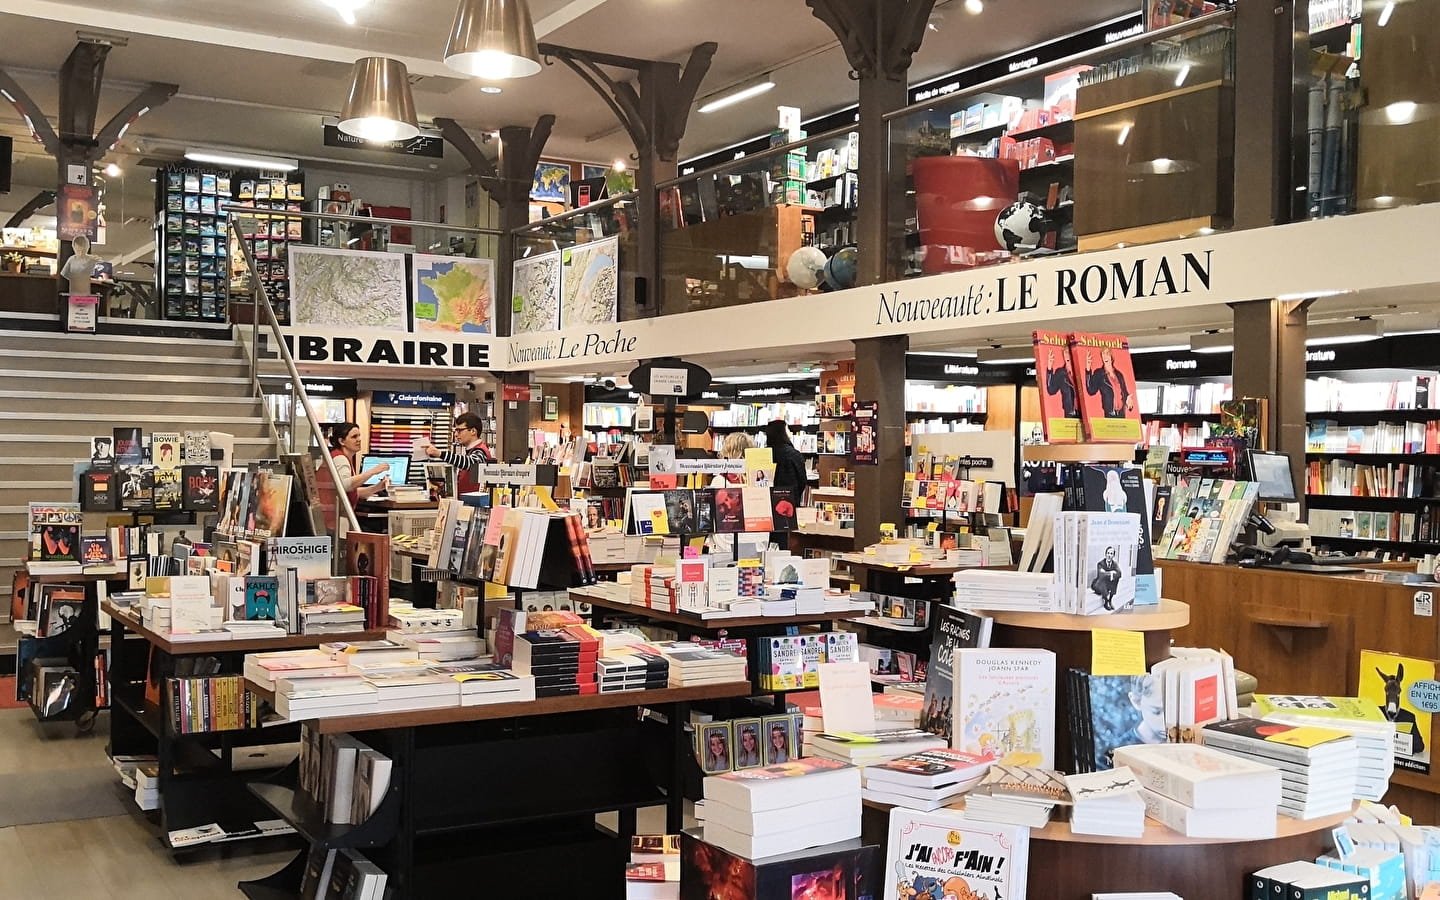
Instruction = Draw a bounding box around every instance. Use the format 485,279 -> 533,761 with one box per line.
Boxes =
244,575 -> 279,620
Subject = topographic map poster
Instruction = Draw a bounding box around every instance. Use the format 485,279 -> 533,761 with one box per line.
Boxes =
560,236 -> 619,329
411,254 -> 493,334
290,246 -> 407,330
512,249 -> 561,335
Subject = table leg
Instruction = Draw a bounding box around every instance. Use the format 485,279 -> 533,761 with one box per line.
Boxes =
667,701 -> 689,832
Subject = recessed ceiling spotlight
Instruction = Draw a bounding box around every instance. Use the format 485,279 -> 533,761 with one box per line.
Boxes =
479,85 -> 503,94
964,0 -> 984,14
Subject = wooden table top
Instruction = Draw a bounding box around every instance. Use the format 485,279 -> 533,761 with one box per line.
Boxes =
102,599 -> 385,655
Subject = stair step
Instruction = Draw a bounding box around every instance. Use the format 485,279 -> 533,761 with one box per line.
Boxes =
3,349 -> 250,376
0,328 -> 243,359
0,370 -> 254,397
0,413 -> 273,438
0,391 -> 261,414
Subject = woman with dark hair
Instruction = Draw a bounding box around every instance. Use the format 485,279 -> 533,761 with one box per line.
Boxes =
761,420 -> 809,500
326,422 -> 391,511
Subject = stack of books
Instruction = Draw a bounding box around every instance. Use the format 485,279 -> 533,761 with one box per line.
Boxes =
298,602 -> 366,634
773,584 -> 825,614
1316,846 -> 1407,900
804,728 -> 948,767
430,662 -> 536,705
598,650 -> 669,693
1065,767 -> 1146,838
244,649 -> 348,690
625,834 -> 680,900
1201,718 -> 1358,819
860,747 -> 990,810
654,642 -> 747,687
512,625 -> 600,697
952,570 -> 1056,613
1250,861 -> 1371,899
1115,743 -> 1281,839
388,607 -> 467,635
962,764 -> 1071,828
274,673 -> 378,720
701,757 -> 862,858
1252,693 -> 1396,801
402,632 -> 486,661
362,671 -> 460,712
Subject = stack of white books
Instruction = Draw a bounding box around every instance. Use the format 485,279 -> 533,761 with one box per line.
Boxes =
403,633 -> 486,661
773,585 -> 825,615
1200,718 -> 1357,819
701,757 -> 862,858
1065,767 -> 1146,838
244,649 -> 348,690
388,607 -> 467,634
298,603 -> 366,635
430,662 -> 536,705
362,671 -> 459,712
805,728 -> 948,767
274,673 -> 379,720
1115,743 -> 1281,839
952,570 -> 1056,613
1251,693 -> 1396,801
860,747 -> 990,811
222,620 -> 287,638
962,764 -> 1071,828
652,642 -> 747,687
323,639 -> 416,665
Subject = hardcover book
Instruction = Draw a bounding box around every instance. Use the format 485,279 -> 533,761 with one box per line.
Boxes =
150,431 -> 183,469
152,468 -> 183,511
82,470 -> 117,511
1068,331 -> 1142,442
182,430 -> 212,465
714,488 -> 743,533
181,465 -> 220,511
1077,465 -> 1157,605
119,465 -> 154,512
244,575 -> 279,620
1033,329 -> 1083,442
113,426 -> 143,465
953,648 -> 1056,768
680,834 -> 878,900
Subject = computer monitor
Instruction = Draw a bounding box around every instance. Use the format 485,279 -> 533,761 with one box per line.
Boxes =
1248,450 -> 1297,502
359,454 -> 410,487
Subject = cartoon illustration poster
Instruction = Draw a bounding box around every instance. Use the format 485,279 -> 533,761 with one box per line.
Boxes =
883,807 -> 1028,900
1359,649 -> 1434,774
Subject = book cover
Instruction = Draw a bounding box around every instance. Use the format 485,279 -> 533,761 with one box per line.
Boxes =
82,470 -> 117,511
1087,672 -> 1167,770
181,465 -> 220,511
1078,465 -> 1157,604
1201,718 -> 1355,761
151,431 -> 183,469
41,586 -> 85,636
1033,329 -> 1083,442
741,485 -> 774,532
30,504 -> 81,562
630,491 -> 668,535
953,648 -> 1056,768
714,488 -> 743,533
152,467 -> 183,511
90,435 -> 115,470
119,465 -> 154,512
1068,332 -> 1142,442
248,472 -> 292,541
345,532 -> 390,628
662,490 -> 700,534
265,536 -> 333,580
182,430 -> 211,465
866,748 -> 991,786
882,807 -> 1029,900
81,535 -> 112,567
771,489 -> 798,531
970,763 -> 1071,803
1078,512 -> 1140,614
113,427 -> 143,465
1358,649 -> 1432,774
423,462 -> 455,501
1251,693 -> 1391,725
922,607 -> 994,743
244,575 -> 279,620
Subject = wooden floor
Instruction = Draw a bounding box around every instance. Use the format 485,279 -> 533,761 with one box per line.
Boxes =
0,711 -> 293,899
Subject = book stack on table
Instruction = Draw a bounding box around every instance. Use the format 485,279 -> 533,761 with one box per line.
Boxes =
859,747 -> 990,811
1115,742 -> 1282,839
430,662 -> 536,704
962,764 -> 1072,828
1201,718 -> 1359,819
804,728 -> 947,768
652,642 -> 748,687
512,625 -> 600,697
701,757 -> 862,859
1065,766 -> 1146,837
1252,693 -> 1397,801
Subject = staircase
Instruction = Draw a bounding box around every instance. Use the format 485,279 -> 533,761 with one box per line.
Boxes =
0,328 -> 279,631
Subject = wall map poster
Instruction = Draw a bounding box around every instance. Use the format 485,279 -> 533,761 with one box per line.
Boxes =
852,401 -> 878,465
560,235 -> 619,329
290,246 -> 407,330
512,249 -> 562,335
411,254 -> 493,334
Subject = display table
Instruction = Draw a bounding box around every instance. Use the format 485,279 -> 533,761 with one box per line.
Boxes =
103,600 -> 384,855
240,681 -> 753,900
860,799 -> 1354,900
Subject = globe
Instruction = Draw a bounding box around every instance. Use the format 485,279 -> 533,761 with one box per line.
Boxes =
785,246 -> 828,290
822,246 -> 858,291
994,200 -> 1047,253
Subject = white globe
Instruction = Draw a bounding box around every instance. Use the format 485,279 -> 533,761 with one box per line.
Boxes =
786,246 -> 828,290
994,201 -> 1046,253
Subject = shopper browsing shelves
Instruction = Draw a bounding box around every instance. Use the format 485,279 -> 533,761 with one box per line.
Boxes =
709,432 -> 754,488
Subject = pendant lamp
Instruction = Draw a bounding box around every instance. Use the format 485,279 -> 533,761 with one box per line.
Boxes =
443,0 -> 542,80
338,57 -> 420,142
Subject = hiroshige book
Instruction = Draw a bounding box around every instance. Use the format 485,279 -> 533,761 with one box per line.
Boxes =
883,806 -> 1029,900
1067,331 -> 1141,442
1032,330 -> 1082,443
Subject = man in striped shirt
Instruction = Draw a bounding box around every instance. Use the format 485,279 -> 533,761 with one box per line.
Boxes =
422,412 -> 495,496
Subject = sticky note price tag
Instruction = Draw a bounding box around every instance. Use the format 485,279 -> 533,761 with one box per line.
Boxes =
1091,629 -> 1146,676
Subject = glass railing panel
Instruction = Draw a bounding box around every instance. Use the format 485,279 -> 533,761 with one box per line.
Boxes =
510,192 -> 640,327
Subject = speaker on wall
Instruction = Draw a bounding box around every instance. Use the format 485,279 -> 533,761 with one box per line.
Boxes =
0,136 -> 11,194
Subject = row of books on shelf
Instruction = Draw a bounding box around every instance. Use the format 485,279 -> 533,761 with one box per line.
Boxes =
904,383 -> 987,415
612,548 -> 865,619
1307,419 -> 1440,455
901,476 -> 1005,513
1307,375 -> 1440,413
1137,381 -> 1233,416
626,487 -> 801,536
708,403 -> 815,428
426,499 -> 597,589
299,724 -> 392,825
1142,421 -> 1214,451
81,465 -> 220,513
167,674 -> 262,734
906,420 -> 986,440
754,632 -> 858,691
1305,459 -> 1440,498
1309,507 -> 1440,544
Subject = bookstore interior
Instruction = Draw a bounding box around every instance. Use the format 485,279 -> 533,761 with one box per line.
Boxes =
7,0 -> 1440,899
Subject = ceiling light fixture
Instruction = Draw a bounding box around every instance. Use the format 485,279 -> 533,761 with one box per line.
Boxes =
1378,1 -> 1395,26
338,57 -> 421,142
321,0 -> 371,24
977,346 -> 1035,365
1129,343 -> 1193,355
1189,330 -> 1234,354
698,79 -> 776,114
613,159 -> 627,172
184,149 -> 300,171
443,0 -> 542,80
1306,318 -> 1384,346
964,0 -> 984,14
103,162 -> 121,177
479,85 -> 503,94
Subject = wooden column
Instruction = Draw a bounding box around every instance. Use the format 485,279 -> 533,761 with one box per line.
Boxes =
1232,0 -> 1307,227
1231,299 -> 1308,502
499,371 -> 533,463
853,335 -> 909,545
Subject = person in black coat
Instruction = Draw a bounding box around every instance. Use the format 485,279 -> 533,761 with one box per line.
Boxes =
1083,347 -> 1134,419
1042,348 -> 1079,418
762,420 -> 809,549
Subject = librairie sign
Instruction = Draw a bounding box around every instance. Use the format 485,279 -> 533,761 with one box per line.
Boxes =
279,330 -> 492,371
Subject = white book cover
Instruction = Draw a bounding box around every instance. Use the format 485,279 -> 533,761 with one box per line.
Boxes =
706,567 -> 739,605
883,807 -> 1029,900
1075,512 -> 1140,614
953,648 -> 1056,768
1113,743 -> 1282,810
265,537 -> 334,580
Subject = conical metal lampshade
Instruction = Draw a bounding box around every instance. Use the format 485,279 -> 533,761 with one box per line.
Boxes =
338,56 -> 420,142
443,0 -> 542,80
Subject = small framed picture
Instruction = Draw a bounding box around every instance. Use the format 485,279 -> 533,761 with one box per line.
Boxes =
543,395 -> 559,421
763,715 -> 795,765
699,721 -> 733,774
791,712 -> 806,758
733,717 -> 763,769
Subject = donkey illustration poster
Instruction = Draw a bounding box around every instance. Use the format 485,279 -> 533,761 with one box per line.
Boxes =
1359,649 -> 1435,774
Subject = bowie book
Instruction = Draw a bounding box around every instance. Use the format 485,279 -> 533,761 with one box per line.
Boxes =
883,807 -> 1030,900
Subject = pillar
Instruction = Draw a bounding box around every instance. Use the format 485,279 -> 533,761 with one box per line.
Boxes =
1231,299 -> 1307,501
500,371 -> 533,463
853,334 -> 909,545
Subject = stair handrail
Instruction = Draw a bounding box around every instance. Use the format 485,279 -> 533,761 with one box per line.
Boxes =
226,216 -> 363,535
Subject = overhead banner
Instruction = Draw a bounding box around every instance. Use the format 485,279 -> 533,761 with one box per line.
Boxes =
276,329 -> 492,372
322,124 -> 443,158
500,205 -> 1440,373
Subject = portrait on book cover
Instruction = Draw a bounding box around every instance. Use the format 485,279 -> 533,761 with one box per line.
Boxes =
699,721 -> 733,774
763,715 -> 794,765
733,717 -> 763,769
1088,673 -> 1166,770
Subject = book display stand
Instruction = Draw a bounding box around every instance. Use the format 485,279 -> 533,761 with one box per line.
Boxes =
15,566 -> 123,727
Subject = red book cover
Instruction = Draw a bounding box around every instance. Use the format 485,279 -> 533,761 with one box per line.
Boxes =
346,531 -> 390,627
1192,673 -> 1220,724
1067,331 -> 1142,442
1032,330 -> 1082,442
